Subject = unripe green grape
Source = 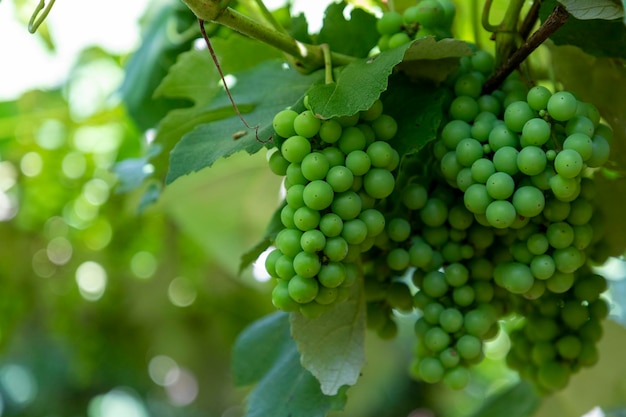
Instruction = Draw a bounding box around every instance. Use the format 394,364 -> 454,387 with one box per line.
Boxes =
454,73 -> 483,99
554,149 -> 584,179
451,285 -> 474,307
546,222 -> 574,249
470,158 -> 495,183
550,175 -> 580,201
319,213 -> 343,237
527,85 -> 552,111
499,262 -> 534,294
439,308 -> 464,333
525,316 -> 560,342
589,298 -> 609,320
517,146 -> 547,175
272,280 -> 300,311
546,271 -> 575,293
273,109 -> 298,138
275,228 -> 303,258
493,146 -> 520,175
556,335 -> 582,360
293,251 -> 321,278
458,167 -> 477,192
376,11 -> 403,35
318,262 -> 346,288
573,273 -> 606,302
387,247 -> 410,271
442,119 -> 472,150
319,119 -> 342,143
547,91 -> 577,122
274,255 -> 296,280
300,229 -> 326,253
420,198 -> 449,227
587,135 -> 611,168
268,150 -> 290,176
360,99 -> 383,122
388,32 -> 411,49
537,361 -> 571,391
371,114 -> 398,141
425,326 -> 452,353
418,357 -> 445,383
440,151 -> 463,182
440,347 -> 461,369
529,253 -> 555,279
477,94 -> 501,116
345,150 -> 371,176
422,225 -> 449,247
402,183 -> 428,210
456,334 -> 482,360
444,366 -> 470,390
293,110 -> 321,138
325,165 -> 354,193
561,300 -> 590,330
567,198 -> 593,226
412,0 -> 445,28
572,223 -> 594,250
448,205 -> 474,230
301,152 -> 330,181
341,218 -> 368,245
377,318 -> 399,339
471,50 -> 495,75
366,140 -> 394,168
485,200 -> 517,229
280,204 -> 296,228
450,96 -> 479,122
488,125 -> 519,151
331,191 -> 362,220
512,186 -> 545,218
553,246 -> 585,273
566,116 -> 595,137
473,281 -> 494,303
288,274 -> 319,304
422,301 -> 444,325
486,172 -> 515,199
323,236 -> 349,262
578,341 -> 599,368
505,101 -> 536,132
521,118 -> 551,146
363,168 -> 395,199
315,286 -> 338,305
456,138 -> 484,167
385,217 -> 410,242
464,183 -> 492,214
294,206 -> 321,232
464,308 -> 493,338
338,126 -> 366,154
531,341 -> 557,365
264,248 -> 283,278
409,241 -> 434,268
422,270 -> 449,298
527,233 -> 549,255
286,163 -> 308,186
281,135 -> 311,163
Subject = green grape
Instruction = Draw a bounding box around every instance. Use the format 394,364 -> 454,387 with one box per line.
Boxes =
572,223 -> 594,250
531,341 -> 557,365
275,255 -> 296,280
517,146 -> 547,175
537,361 -> 570,391
377,318 -> 399,339
527,233 -> 549,255
409,240 -> 434,268
525,316 -> 559,342
425,326 -> 452,353
387,218 -> 411,242
448,205 -> 474,230
371,114 -> 398,141
556,335 -> 582,360
587,134 -> 610,168
293,110 -> 321,138
422,270 -> 449,298
567,198 -> 593,225
547,91 -> 577,122
473,281 -> 495,303
412,0 -> 445,28
450,96 -> 479,122
444,263 -> 469,286
423,301 -> 445,324
318,262 -> 346,288
530,255 -> 556,280
331,191 -> 362,220
456,334 -> 482,360
273,109 -> 298,138
418,357 -> 445,383
527,86 -> 552,111
553,246 -> 585,273
456,138 -> 484,166
566,116 -> 595,137
338,126 -> 366,154
440,151 -> 463,182
454,73 -> 483,99
440,347 -> 461,369
319,119 -> 343,144
486,172 -> 515,199
288,274 -> 319,304
367,302 -> 387,330
505,101 -> 536,132
464,308 -> 493,338
388,32 -> 411,49
452,285 -> 475,307
579,319 -> 603,342
549,174 -> 580,201
275,228 -> 303,257
471,158 -> 496,183
361,99 -> 384,122
402,183 -> 429,209
315,286 -> 338,305
363,168 -> 395,199
387,248 -> 410,271
444,366 -> 470,390
293,251 -> 321,278
554,149 -> 584,179
301,152 -> 330,181
345,150 -> 372,176
577,341 -> 599,367
326,165 -> 354,193
268,150 -> 290,176
367,141 -> 394,168
342,219 -> 368,245
546,271 -> 575,293
264,248 -> 283,277
512,186 -> 545,218
477,95 -> 501,116
439,308 -> 464,333
521,118 -> 551,146
272,280 -> 301,311
498,262 -> 534,294
286,163 -> 308,186
422,225 -> 449,247
293,206 -> 321,231
323,236 -> 349,262
511,240 -> 534,263
485,200 -> 517,229
442,119 -> 472,150
493,146 -> 520,175
300,229 -> 326,253
546,222 -> 575,249
420,198 -> 449,227
376,11 -> 403,35
281,135 -> 311,163
573,274 -> 606,302
589,298 -> 609,320
561,300 -> 589,329
488,125 -> 519,151
280,204 -> 296,228
357,209 -> 385,237
319,213 -> 343,237
464,183 -> 493,214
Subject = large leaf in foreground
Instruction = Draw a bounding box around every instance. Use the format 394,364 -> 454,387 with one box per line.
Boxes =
166,61 -> 323,184
232,312 -> 347,417
290,284 -> 366,396
468,381 -> 541,417
317,1 -> 378,58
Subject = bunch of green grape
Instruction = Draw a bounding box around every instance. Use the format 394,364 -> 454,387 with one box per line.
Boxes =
376,0 -> 456,51
264,100 -> 400,318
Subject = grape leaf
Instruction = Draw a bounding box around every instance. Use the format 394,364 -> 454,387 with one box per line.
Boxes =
317,1 -> 379,58
232,312 -> 348,417
382,75 -> 448,158
165,61 -> 323,184
307,38 -> 471,120
468,380 -> 541,417
238,202 -> 284,274
290,284 -> 366,396
541,0 -> 626,59
557,0 -> 624,20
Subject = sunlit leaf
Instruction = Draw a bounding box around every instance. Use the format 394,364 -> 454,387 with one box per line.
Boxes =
558,0 -> 624,20
317,1 -> 379,58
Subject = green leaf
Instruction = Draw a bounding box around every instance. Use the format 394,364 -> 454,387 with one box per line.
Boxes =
468,380 -> 541,417
541,0 -> 626,59
317,1 -> 379,58
307,38 -> 471,120
290,284 -> 366,396
165,61 -> 323,184
112,144 -> 162,193
381,75 -> 448,158
232,312 -> 348,417
239,203 -> 285,274
558,0 -> 624,20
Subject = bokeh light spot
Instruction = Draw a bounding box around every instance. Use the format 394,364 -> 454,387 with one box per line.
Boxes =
76,261 -> 107,301
164,368 -> 198,407
148,355 -> 179,387
0,161 -> 17,191
83,218 -> 113,251
0,191 -> 18,221
83,178 -> 110,205
131,251 -> 157,279
0,364 -> 37,406
73,125 -> 122,156
32,249 -> 56,278
44,216 -> 69,239
88,388 -> 148,417
47,236 -> 73,265
73,196 -> 99,222
20,152 -> 43,177
62,151 -> 87,179
35,119 -> 66,150
168,277 -> 197,307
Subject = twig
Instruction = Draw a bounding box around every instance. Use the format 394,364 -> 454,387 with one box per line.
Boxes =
519,0 -> 543,40
482,4 -> 569,94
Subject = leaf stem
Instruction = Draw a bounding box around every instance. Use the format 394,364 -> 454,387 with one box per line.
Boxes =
321,44 -> 334,84
250,0 -> 289,35
519,0 -> 542,40
483,4 -> 569,94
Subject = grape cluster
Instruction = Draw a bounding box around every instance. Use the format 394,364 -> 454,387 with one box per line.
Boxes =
376,0 -> 456,51
264,100 -> 400,318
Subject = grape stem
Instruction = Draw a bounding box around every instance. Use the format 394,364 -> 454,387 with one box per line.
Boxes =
180,0 -> 356,72
482,4 -> 569,94
519,0 -> 543,40
321,44 -> 334,84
